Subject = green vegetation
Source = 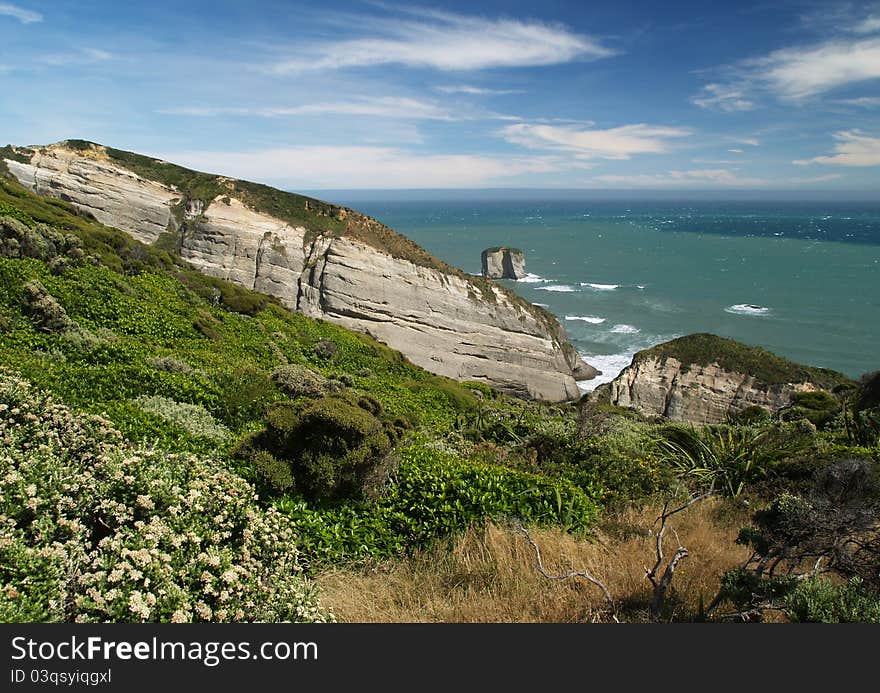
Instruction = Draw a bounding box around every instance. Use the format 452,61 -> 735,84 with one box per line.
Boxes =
636,333 -> 851,390
0,176 -> 877,623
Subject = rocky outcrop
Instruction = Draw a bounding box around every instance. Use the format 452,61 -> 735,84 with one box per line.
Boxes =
5,146 -> 177,244
481,247 -> 526,280
607,355 -> 820,423
4,141 -> 596,401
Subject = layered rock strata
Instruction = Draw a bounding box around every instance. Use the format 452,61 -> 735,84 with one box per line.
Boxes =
4,142 -> 596,401
607,355 -> 819,423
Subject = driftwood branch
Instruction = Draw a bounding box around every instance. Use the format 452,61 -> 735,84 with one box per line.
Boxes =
515,523 -> 614,609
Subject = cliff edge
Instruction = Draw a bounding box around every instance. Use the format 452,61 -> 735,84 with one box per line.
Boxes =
597,333 -> 851,423
2,140 -> 597,401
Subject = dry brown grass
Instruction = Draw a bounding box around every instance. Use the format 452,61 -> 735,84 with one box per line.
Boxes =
315,498 -> 753,622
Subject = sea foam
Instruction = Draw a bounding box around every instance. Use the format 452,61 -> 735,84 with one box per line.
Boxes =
610,324 -> 640,334
581,282 -> 619,291
537,284 -> 577,293
565,315 -> 605,324
725,303 -> 771,316
517,273 -> 552,283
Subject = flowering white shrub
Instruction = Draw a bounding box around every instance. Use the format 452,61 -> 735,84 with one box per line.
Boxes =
0,370 -> 332,623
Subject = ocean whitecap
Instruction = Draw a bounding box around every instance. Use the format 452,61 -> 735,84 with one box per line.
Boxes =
610,324 -> 640,334
537,284 -> 577,293
725,303 -> 771,316
581,282 -> 619,291
517,273 -> 552,283
565,315 -> 605,324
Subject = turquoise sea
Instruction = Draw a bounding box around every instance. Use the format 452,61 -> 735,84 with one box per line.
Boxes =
327,196 -> 880,389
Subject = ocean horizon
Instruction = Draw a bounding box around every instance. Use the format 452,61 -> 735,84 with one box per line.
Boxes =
323,194 -> 880,388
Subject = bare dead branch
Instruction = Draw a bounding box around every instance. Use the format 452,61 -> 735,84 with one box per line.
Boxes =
515,523 -> 614,609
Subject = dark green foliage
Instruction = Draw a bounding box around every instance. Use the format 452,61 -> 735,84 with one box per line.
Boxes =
728,405 -> 771,426
782,390 -> 840,428
654,422 -> 814,497
857,371 -> 880,411
275,442 -> 599,565
247,396 -> 392,502
785,577 -> 880,623
251,449 -> 295,495
637,333 -> 852,390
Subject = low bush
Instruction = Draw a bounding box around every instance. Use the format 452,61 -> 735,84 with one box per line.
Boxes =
272,364 -> 326,399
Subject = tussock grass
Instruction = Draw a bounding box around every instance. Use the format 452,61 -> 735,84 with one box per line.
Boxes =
315,498 -> 752,622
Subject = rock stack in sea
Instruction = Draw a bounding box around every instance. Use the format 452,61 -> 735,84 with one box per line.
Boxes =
481,247 -> 526,280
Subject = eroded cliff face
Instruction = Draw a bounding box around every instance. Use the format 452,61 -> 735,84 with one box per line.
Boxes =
4,142 -> 595,401
608,355 -> 818,423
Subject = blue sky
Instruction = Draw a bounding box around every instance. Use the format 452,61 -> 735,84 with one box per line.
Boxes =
2,0 -> 880,190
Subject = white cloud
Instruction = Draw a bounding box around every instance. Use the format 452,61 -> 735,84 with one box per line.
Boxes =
837,96 -> 880,107
753,38 -> 880,100
692,158 -> 748,165
794,130 -> 880,166
499,122 -> 691,160
729,137 -> 760,147
690,83 -> 756,111
40,48 -> 113,67
852,15 -> 880,34
728,148 -> 744,153
593,169 -> 841,187
268,9 -> 613,73
435,85 -> 524,95
159,97 -> 461,121
155,146 -> 566,188
0,2 -> 41,24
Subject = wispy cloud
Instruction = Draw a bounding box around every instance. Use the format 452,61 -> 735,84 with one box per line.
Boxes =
40,48 -> 113,67
499,122 -> 691,160
435,84 -> 524,95
593,169 -> 841,187
0,2 -> 42,24
852,15 -> 880,34
156,146 -> 567,188
690,83 -> 756,111
836,96 -> 880,107
699,37 -> 880,106
753,37 -> 880,100
794,130 -> 880,166
159,97 -> 465,121
268,8 -> 614,73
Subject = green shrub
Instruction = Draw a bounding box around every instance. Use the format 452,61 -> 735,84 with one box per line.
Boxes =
21,279 -> 73,333
728,405 -> 771,426
786,577 -> 880,623
212,367 -> 277,429
251,449 -> 295,495
284,397 -> 391,502
313,338 -> 337,360
271,364 -> 326,398
242,396 -> 392,502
